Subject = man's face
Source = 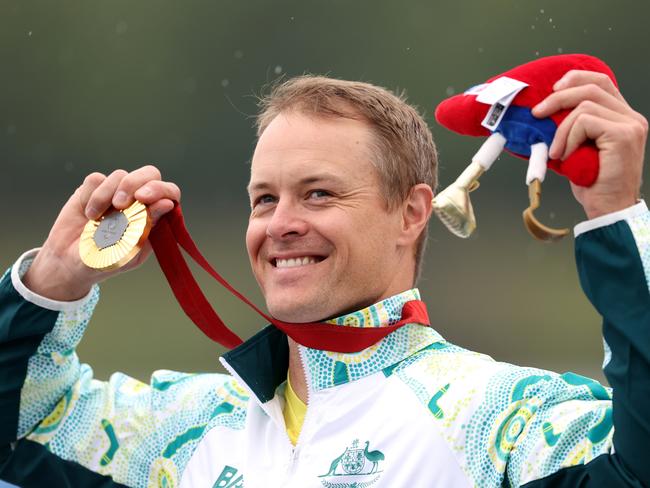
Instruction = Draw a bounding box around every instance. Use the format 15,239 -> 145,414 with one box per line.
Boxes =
246,111 -> 411,323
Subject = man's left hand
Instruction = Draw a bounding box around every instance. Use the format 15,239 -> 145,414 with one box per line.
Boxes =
532,70 -> 648,219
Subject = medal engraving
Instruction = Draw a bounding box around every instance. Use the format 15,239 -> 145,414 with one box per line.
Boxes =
93,212 -> 129,249
79,201 -> 152,271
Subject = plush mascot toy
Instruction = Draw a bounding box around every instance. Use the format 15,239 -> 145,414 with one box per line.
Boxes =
433,54 -> 617,241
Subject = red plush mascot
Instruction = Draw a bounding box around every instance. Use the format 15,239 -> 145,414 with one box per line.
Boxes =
433,54 -> 617,241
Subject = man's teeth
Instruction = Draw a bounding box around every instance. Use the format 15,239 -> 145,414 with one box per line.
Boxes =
276,256 -> 318,268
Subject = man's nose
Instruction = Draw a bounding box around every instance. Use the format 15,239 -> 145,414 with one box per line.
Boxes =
265,199 -> 309,240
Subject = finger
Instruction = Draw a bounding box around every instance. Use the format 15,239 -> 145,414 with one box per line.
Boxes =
148,199 -> 176,225
112,165 -> 163,209
136,181 -> 181,224
133,180 -> 181,205
75,172 -> 107,215
549,100 -> 631,159
533,84 -> 630,119
554,70 -> 626,104
84,170 -> 128,219
561,113 -> 611,160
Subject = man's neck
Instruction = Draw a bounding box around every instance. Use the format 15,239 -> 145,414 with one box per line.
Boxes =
285,287 -> 423,404
288,338 -> 308,404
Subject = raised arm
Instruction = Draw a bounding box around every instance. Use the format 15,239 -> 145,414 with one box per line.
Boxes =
512,70 -> 649,486
22,165 -> 180,301
1,165 -> 181,435
0,167 -> 198,487
0,260 -> 246,487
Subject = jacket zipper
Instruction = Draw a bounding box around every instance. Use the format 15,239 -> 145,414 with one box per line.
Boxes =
219,353 -> 312,485
282,344 -> 313,482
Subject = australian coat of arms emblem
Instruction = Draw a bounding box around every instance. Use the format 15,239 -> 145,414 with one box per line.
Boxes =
319,439 -> 385,487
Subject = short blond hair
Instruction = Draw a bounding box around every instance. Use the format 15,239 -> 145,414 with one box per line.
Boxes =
256,75 -> 438,283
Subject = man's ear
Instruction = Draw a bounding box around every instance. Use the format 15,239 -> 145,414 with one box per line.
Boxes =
396,184 -> 434,247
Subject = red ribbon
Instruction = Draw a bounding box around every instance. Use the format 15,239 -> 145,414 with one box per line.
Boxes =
149,204 -> 430,353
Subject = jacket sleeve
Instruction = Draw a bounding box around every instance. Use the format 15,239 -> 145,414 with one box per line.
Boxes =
0,249 -> 98,445
0,250 -> 247,488
513,201 -> 650,487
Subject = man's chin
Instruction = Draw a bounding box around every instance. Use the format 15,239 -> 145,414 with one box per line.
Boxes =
266,296 -> 330,324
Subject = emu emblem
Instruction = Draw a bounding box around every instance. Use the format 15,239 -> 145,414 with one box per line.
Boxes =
319,439 -> 384,487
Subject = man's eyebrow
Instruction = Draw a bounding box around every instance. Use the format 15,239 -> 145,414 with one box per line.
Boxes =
246,181 -> 270,194
298,173 -> 346,186
247,173 -> 346,194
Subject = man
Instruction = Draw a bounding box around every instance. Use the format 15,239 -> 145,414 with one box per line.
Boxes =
0,72 -> 648,487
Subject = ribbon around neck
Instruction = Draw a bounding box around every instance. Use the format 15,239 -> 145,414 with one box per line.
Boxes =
148,204 -> 430,353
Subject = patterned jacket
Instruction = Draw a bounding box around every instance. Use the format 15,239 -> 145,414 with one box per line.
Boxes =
1,202 -> 649,487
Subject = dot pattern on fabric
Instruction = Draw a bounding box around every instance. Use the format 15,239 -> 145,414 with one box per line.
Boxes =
11,258 -> 248,488
302,289 -> 445,391
11,208 -> 643,488
386,339 -> 616,488
18,282 -> 101,438
26,367 -> 248,488
462,366 -> 614,487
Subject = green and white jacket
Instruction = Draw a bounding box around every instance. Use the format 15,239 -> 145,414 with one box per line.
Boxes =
1,202 -> 649,488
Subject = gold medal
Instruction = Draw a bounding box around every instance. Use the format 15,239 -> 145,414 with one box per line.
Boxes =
79,201 -> 152,271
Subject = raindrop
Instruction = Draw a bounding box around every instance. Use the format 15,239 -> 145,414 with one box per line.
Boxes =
274,65 -> 283,74
406,46 -> 411,51
531,25 -> 536,30
290,16 -> 295,21
27,31 -> 32,37
557,47 -> 563,53
234,50 -> 244,59
583,28 -> 588,34
535,51 -> 540,56
116,20 -> 128,35
445,86 -> 455,96
221,78 -> 230,88
540,8 -> 545,13
549,18 -> 553,23
608,26 -> 613,31
478,47 -> 484,53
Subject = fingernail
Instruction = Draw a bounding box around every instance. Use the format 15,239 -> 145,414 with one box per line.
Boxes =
139,187 -> 152,197
553,79 -> 566,90
86,205 -> 99,219
114,191 -> 128,205
533,101 -> 546,114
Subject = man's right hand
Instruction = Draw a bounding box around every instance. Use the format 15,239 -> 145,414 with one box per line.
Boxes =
23,165 -> 181,301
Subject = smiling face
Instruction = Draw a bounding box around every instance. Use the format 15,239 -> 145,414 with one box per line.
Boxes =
246,111 -> 418,323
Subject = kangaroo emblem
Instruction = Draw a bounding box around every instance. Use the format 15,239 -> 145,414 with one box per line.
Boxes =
319,439 -> 385,487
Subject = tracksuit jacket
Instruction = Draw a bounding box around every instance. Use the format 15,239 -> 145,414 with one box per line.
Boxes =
0,201 -> 649,487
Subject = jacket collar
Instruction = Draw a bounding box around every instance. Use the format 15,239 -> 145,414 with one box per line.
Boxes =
220,289 -> 444,405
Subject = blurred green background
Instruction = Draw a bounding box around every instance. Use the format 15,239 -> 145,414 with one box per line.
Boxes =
2,0 -> 648,385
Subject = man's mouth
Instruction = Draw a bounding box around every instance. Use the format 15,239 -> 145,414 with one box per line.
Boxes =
272,256 -> 326,268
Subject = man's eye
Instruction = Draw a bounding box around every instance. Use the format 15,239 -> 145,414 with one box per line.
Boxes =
308,189 -> 331,199
254,194 -> 276,206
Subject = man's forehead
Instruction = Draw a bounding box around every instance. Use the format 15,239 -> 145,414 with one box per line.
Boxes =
247,166 -> 350,193
254,111 -> 374,156
248,111 -> 379,192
